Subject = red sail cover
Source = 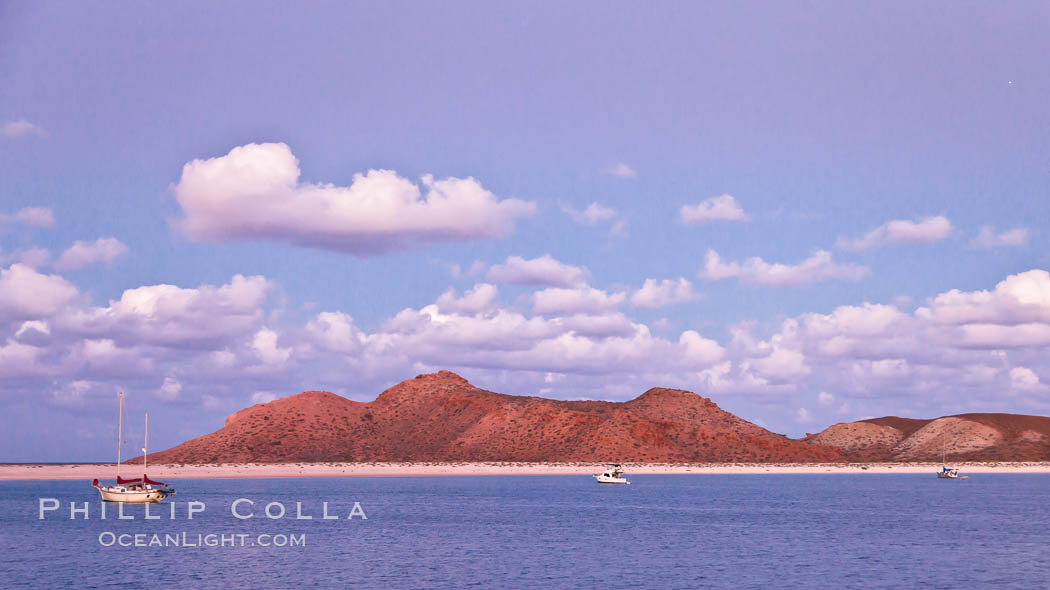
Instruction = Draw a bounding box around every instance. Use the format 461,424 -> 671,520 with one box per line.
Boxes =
143,475 -> 165,486
117,475 -> 141,484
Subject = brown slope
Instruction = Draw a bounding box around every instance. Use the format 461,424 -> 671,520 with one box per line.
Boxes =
807,412 -> 1050,462
145,371 -> 842,464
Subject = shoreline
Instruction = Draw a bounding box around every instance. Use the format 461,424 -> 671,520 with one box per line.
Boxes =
3,461 -> 1050,480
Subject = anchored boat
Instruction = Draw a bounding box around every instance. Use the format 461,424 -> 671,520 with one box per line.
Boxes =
594,463 -> 631,485
936,438 -> 967,480
92,392 -> 176,502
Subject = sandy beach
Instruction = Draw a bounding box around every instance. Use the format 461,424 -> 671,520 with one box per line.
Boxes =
3,461 -> 1050,480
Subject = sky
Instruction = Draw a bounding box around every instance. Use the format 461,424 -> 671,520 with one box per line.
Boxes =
2,2 -> 1049,461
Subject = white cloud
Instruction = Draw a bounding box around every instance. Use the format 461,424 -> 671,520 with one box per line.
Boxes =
532,287 -> 626,315
561,202 -> 618,225
711,268 -> 1050,406
157,376 -> 182,401
0,264 -> 79,321
449,260 -> 486,280
68,338 -> 154,377
604,162 -> 637,178
435,283 -> 499,315
1009,367 -> 1044,392
251,391 -> 279,404
50,380 -> 93,407
1,120 -> 47,139
560,202 -> 628,238
54,237 -> 128,270
173,142 -> 536,254
837,216 -> 952,250
0,247 -> 51,268
555,313 -> 637,338
61,274 -> 271,348
0,207 -> 54,228
306,312 -> 364,355
486,255 -> 589,288
679,195 -> 749,224
11,260 -> 1050,433
700,249 -> 869,287
916,269 -> 1050,327
0,338 -> 45,375
15,320 -> 50,339
252,328 -> 291,365
796,407 -> 812,423
362,302 -> 724,375
972,226 -> 1029,248
630,278 -> 700,308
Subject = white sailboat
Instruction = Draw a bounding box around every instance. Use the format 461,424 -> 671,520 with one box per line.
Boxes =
594,463 -> 631,485
937,436 -> 966,480
92,392 -> 176,502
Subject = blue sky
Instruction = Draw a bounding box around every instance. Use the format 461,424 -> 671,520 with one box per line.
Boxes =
2,2 -> 1049,461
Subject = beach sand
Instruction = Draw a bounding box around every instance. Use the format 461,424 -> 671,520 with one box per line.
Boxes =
3,461 -> 1050,480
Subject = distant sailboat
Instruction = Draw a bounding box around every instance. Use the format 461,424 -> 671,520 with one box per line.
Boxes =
92,392 -> 176,502
937,436 -> 967,480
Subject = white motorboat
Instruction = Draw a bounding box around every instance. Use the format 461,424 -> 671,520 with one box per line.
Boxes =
594,463 -> 631,485
92,392 -> 176,503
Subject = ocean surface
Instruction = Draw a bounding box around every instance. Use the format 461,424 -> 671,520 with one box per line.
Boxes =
2,474 -> 1047,588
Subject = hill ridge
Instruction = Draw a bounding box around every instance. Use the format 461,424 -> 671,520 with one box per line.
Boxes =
146,371 -> 841,464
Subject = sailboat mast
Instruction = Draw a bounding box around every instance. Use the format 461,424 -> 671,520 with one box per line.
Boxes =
144,412 -> 148,475
116,392 -> 123,479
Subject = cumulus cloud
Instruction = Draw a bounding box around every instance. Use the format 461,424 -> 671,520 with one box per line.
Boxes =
700,249 -> 869,287
351,301 -> 724,375
561,202 -> 617,225
837,216 -> 952,250
435,283 -> 499,315
916,269 -> 1050,327
972,226 -> 1029,248
604,163 -> 637,178
252,328 -> 291,365
1009,367 -> 1045,392
0,264 -> 79,321
251,391 -> 279,404
61,274 -> 271,348
0,338 -> 46,376
0,207 -> 54,228
1,120 -> 47,139
560,202 -> 628,237
679,195 -> 749,224
532,287 -> 626,315
157,376 -> 182,401
0,247 -> 51,268
54,237 -> 128,270
486,255 -> 589,288
713,267 -> 1050,407
173,142 -> 536,254
630,278 -> 700,308
306,312 -> 365,355
13,259 -> 1050,441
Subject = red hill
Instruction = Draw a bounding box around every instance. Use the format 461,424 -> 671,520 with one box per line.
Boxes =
145,371 -> 842,464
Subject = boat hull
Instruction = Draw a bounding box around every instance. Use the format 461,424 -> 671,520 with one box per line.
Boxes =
594,475 -> 631,484
95,486 -> 172,503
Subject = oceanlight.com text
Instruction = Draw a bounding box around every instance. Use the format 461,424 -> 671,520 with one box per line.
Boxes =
97,531 -> 307,548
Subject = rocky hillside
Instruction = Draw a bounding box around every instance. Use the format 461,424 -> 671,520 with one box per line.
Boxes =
144,371 -> 843,463
806,413 -> 1050,462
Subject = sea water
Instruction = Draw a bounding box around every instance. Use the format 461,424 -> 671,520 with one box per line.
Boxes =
2,474 -> 1047,588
